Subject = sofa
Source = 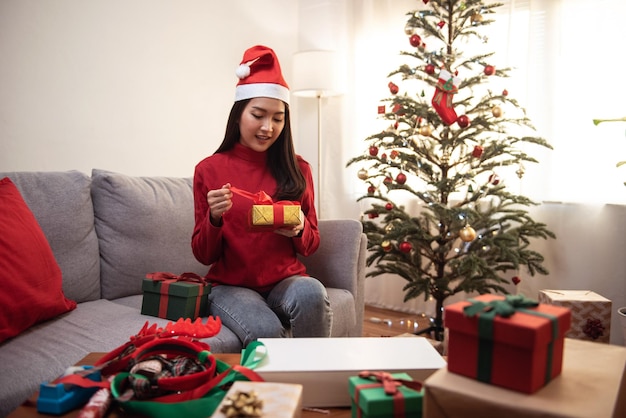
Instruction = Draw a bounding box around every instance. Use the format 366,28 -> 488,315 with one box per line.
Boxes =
0,169 -> 366,416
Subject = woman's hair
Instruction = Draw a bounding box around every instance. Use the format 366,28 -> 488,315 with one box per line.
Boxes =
215,99 -> 307,201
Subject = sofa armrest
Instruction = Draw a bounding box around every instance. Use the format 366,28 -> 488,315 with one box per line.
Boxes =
298,219 -> 367,335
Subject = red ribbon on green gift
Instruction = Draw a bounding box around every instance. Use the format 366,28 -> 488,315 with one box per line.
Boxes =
146,272 -> 209,319
463,294 -> 559,385
354,371 -> 423,418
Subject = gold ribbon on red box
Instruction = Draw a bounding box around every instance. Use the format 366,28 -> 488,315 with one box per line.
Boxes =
146,272 -> 209,319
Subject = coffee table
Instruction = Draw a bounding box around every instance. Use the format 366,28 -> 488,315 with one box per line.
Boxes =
8,352 -> 351,418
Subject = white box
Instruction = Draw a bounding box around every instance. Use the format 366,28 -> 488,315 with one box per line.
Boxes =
254,337 -> 446,407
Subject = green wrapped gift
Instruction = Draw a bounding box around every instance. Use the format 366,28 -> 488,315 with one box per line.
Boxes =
141,272 -> 211,321
349,371 -> 423,418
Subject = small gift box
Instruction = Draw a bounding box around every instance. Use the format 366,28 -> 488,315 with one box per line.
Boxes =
251,204 -> 302,228
349,371 -> 423,418
444,294 -> 571,394
230,186 -> 302,230
141,272 -> 210,321
538,290 -> 612,343
211,381 -> 303,418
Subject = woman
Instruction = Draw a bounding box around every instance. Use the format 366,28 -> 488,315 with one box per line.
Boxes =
191,45 -> 332,347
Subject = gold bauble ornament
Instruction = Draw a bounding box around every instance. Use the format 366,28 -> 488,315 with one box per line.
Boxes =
471,13 -> 484,23
459,225 -> 477,242
492,106 -> 502,117
357,168 -> 368,180
419,124 -> 433,136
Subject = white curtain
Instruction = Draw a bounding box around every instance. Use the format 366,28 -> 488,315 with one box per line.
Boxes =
349,0 -> 626,344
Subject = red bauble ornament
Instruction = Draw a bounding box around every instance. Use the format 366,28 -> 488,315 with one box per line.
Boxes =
380,153 -> 387,161
399,241 -> 412,253
369,145 -> 378,156
484,65 -> 495,76
512,276 -> 521,285
472,145 -> 483,158
502,89 -> 509,96
385,203 -> 393,210
388,82 -> 399,95
389,150 -> 399,159
367,185 -> 376,194
489,173 -> 500,185
396,173 -> 407,185
409,34 -> 421,47
425,64 -> 435,75
368,212 -> 379,219
383,176 -> 393,185
437,21 -> 445,29
457,114 -> 470,128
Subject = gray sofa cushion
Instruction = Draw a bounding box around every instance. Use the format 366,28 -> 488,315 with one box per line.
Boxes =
91,169 -> 208,300
0,171 -> 100,303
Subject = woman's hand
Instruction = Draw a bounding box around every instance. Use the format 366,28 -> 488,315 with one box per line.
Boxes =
207,183 -> 233,224
274,209 -> 305,238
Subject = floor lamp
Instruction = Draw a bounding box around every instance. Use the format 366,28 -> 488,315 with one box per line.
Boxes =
291,50 -> 343,219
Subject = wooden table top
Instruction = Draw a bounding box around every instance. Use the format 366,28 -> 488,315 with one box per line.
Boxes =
8,352 -> 351,418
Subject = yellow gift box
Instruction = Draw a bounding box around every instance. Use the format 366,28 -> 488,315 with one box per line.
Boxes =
251,204 -> 301,228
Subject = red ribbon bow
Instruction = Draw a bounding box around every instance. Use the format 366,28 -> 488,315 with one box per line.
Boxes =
358,371 -> 402,395
146,272 -> 209,286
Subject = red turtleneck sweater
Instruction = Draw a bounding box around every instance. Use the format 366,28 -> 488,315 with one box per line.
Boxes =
191,143 -> 319,292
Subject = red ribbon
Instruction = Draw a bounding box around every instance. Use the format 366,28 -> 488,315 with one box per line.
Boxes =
145,272 -> 209,319
354,371 -> 423,418
229,186 -> 299,228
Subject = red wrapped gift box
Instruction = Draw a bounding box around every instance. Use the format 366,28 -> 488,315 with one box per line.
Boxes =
444,294 -> 571,394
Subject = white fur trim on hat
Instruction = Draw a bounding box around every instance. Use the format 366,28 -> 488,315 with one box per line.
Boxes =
235,83 -> 290,104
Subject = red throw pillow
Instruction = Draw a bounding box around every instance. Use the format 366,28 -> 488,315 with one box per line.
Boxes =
0,177 -> 76,343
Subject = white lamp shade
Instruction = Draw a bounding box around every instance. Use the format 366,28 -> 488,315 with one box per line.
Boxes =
291,50 -> 344,98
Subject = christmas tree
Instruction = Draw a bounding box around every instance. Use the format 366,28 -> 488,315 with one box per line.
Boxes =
347,0 -> 555,340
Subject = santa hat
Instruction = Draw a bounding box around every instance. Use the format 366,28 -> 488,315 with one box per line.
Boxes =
234,45 -> 290,104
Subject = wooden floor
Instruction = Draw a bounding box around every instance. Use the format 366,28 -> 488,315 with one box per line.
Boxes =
362,304 -> 433,338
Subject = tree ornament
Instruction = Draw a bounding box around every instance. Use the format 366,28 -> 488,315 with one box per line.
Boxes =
457,114 -> 470,128
377,105 -> 386,114
484,65 -> 495,76
432,69 -> 461,125
425,64 -> 436,75
369,145 -> 379,156
409,34 -> 421,47
459,225 -> 477,242
367,185 -> 376,194
396,172 -> 407,185
381,240 -> 393,252
368,212 -> 379,219
404,23 -> 416,35
383,176 -> 393,185
419,124 -> 433,136
512,276 -> 521,285
357,168 -> 368,180
471,12 -> 483,24
516,163 -> 526,179
437,21 -> 445,29
472,145 -> 483,158
492,105 -> 502,117
389,150 -> 400,160
502,89 -> 508,96
385,202 -> 393,210
388,82 -> 399,95
380,153 -> 387,161
399,241 -> 413,253
489,173 -> 500,185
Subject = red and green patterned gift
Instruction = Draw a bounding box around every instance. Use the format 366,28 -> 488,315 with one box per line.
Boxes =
444,294 -> 571,394
141,272 -> 211,321
348,371 -> 423,418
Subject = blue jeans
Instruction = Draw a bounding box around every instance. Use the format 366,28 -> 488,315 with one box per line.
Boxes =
208,275 -> 333,347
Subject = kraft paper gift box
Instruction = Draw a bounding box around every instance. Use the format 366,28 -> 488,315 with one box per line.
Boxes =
250,204 -> 301,229
423,338 -> 626,418
141,274 -> 210,321
538,289 -> 612,343
211,381 -> 303,418
253,337 -> 446,408
349,371 -> 423,418
444,294 -> 571,394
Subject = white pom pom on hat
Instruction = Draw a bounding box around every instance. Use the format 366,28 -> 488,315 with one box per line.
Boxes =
234,45 -> 290,104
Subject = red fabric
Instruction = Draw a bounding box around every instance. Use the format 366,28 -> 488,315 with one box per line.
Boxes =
0,177 -> 76,343
191,143 -> 319,292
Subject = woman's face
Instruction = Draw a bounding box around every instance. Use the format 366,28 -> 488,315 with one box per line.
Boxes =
238,97 -> 286,152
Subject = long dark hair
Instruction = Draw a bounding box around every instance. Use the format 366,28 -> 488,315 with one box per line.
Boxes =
215,99 -> 307,201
